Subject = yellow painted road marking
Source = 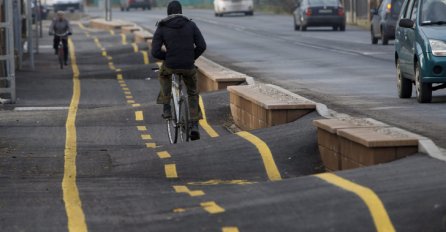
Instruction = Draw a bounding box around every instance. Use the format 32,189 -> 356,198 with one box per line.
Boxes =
127,100 -> 135,104
102,51 -> 107,57
165,164 -> 178,178
125,95 -> 133,99
120,33 -> 127,45
141,51 -> 149,64
120,83 -> 127,87
78,22 -> 85,29
108,62 -> 116,70
63,38 -> 88,232
201,201 -> 225,214
118,80 -> 125,84
173,208 -> 186,213
117,74 -> 123,80
199,96 -> 219,138
188,179 -> 256,186
132,43 -> 139,52
94,37 -> 102,48
137,126 -> 147,131
132,104 -> 141,107
173,185 -> 205,197
236,131 -> 282,181
141,134 -> 152,140
109,30 -> 115,35
107,56 -> 113,61
124,91 -> 131,95
115,68 -> 122,72
123,87 -> 130,91
316,173 -> 395,232
157,151 -> 171,159
146,143 -> 157,148
222,227 -> 240,232
135,111 -> 144,121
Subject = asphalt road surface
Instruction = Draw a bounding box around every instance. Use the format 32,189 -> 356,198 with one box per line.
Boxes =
86,8 -> 446,148
1,16 -> 446,231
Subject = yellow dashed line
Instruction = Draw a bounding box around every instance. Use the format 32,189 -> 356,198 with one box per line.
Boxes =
117,74 -> 123,80
124,91 -> 131,95
316,173 -> 395,232
107,56 -> 113,61
146,143 -> 157,148
135,111 -> 144,121
132,43 -> 139,52
120,83 -> 127,87
108,62 -> 116,70
120,33 -> 127,45
173,185 -> 205,197
199,96 -> 219,138
141,51 -> 149,65
132,104 -> 141,107
157,151 -> 171,159
62,38 -> 88,232
165,164 -> 178,178
102,51 -> 107,57
236,131 -> 282,181
115,68 -> 122,72
141,134 -> 152,140
123,87 -> 130,91
78,22 -> 86,29
200,201 -> 225,214
125,95 -> 133,100
222,227 -> 240,232
127,100 -> 135,104
173,208 -> 186,213
109,30 -> 115,35
137,126 -> 147,131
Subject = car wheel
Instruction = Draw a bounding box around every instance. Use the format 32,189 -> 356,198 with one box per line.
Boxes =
381,28 -> 389,45
126,7 -> 130,11
294,18 -> 300,31
301,25 -> 307,31
371,27 -> 378,44
340,25 -> 345,31
120,7 -> 124,11
415,62 -> 432,103
397,59 -> 412,98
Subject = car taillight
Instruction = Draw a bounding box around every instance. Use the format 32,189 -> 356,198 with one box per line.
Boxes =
338,7 -> 345,16
386,3 -> 391,13
305,7 -> 312,16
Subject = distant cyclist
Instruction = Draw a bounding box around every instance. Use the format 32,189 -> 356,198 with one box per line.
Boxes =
49,11 -> 72,65
151,0 -> 207,141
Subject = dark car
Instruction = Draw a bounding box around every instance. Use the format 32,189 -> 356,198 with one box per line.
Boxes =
370,0 -> 403,45
395,0 -> 446,103
120,0 -> 151,11
293,0 -> 346,31
53,0 -> 82,13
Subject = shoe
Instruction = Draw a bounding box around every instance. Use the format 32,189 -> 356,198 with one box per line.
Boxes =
162,104 -> 172,119
190,121 -> 200,141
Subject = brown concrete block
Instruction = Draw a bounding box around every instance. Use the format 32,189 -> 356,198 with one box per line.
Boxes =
317,129 -> 340,152
313,118 -> 388,134
341,156 -> 361,170
121,26 -> 141,34
338,127 -> 419,148
268,110 -> 287,126
340,137 -> 397,165
396,146 -> 418,159
339,137 -> 360,162
319,146 -> 341,170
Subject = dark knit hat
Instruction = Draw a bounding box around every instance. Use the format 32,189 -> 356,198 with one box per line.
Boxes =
167,1 -> 182,15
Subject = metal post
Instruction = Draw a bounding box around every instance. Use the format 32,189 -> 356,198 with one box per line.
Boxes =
13,0 -> 23,69
38,0 -> 42,38
105,0 -> 112,21
34,0 -> 39,54
27,0 -> 34,69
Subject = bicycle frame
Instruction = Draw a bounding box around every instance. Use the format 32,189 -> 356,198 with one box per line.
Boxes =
171,74 -> 182,122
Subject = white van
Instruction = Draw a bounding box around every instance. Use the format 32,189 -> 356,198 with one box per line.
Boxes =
214,0 -> 254,17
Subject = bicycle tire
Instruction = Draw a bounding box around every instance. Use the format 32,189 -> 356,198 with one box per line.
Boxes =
166,96 -> 179,144
179,96 -> 190,142
58,47 -> 64,69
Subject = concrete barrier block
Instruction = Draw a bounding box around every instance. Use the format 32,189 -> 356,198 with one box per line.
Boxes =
228,84 -> 316,130
341,156 -> 362,170
122,25 -> 141,34
195,57 -> 247,92
134,31 -> 153,44
319,146 -> 341,171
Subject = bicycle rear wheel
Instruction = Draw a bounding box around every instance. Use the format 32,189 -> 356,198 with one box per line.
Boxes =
58,47 -> 64,69
166,97 -> 179,144
178,96 -> 190,142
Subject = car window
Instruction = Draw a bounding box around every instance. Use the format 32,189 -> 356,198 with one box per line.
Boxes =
399,0 -> 410,18
421,0 -> 446,22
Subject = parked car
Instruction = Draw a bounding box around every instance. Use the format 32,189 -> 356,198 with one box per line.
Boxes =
214,0 -> 254,17
53,0 -> 82,13
293,0 -> 346,31
395,0 -> 446,103
120,0 -> 151,11
370,0 -> 403,45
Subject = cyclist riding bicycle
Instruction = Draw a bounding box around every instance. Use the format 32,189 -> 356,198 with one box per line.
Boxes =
49,11 -> 72,66
152,1 -> 207,141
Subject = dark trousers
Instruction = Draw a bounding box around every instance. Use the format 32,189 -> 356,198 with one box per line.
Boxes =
53,36 -> 68,63
157,64 -> 201,121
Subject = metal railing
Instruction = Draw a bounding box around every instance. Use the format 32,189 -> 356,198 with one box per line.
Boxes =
0,0 -> 17,103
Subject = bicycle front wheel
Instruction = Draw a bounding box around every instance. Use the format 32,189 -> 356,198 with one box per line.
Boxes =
166,97 -> 179,144
179,96 -> 190,142
58,47 -> 64,69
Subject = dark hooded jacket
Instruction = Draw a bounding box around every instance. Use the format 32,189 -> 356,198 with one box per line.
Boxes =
151,15 -> 206,69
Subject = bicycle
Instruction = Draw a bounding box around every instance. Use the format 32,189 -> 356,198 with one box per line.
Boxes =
55,32 -> 69,69
166,73 -> 191,144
